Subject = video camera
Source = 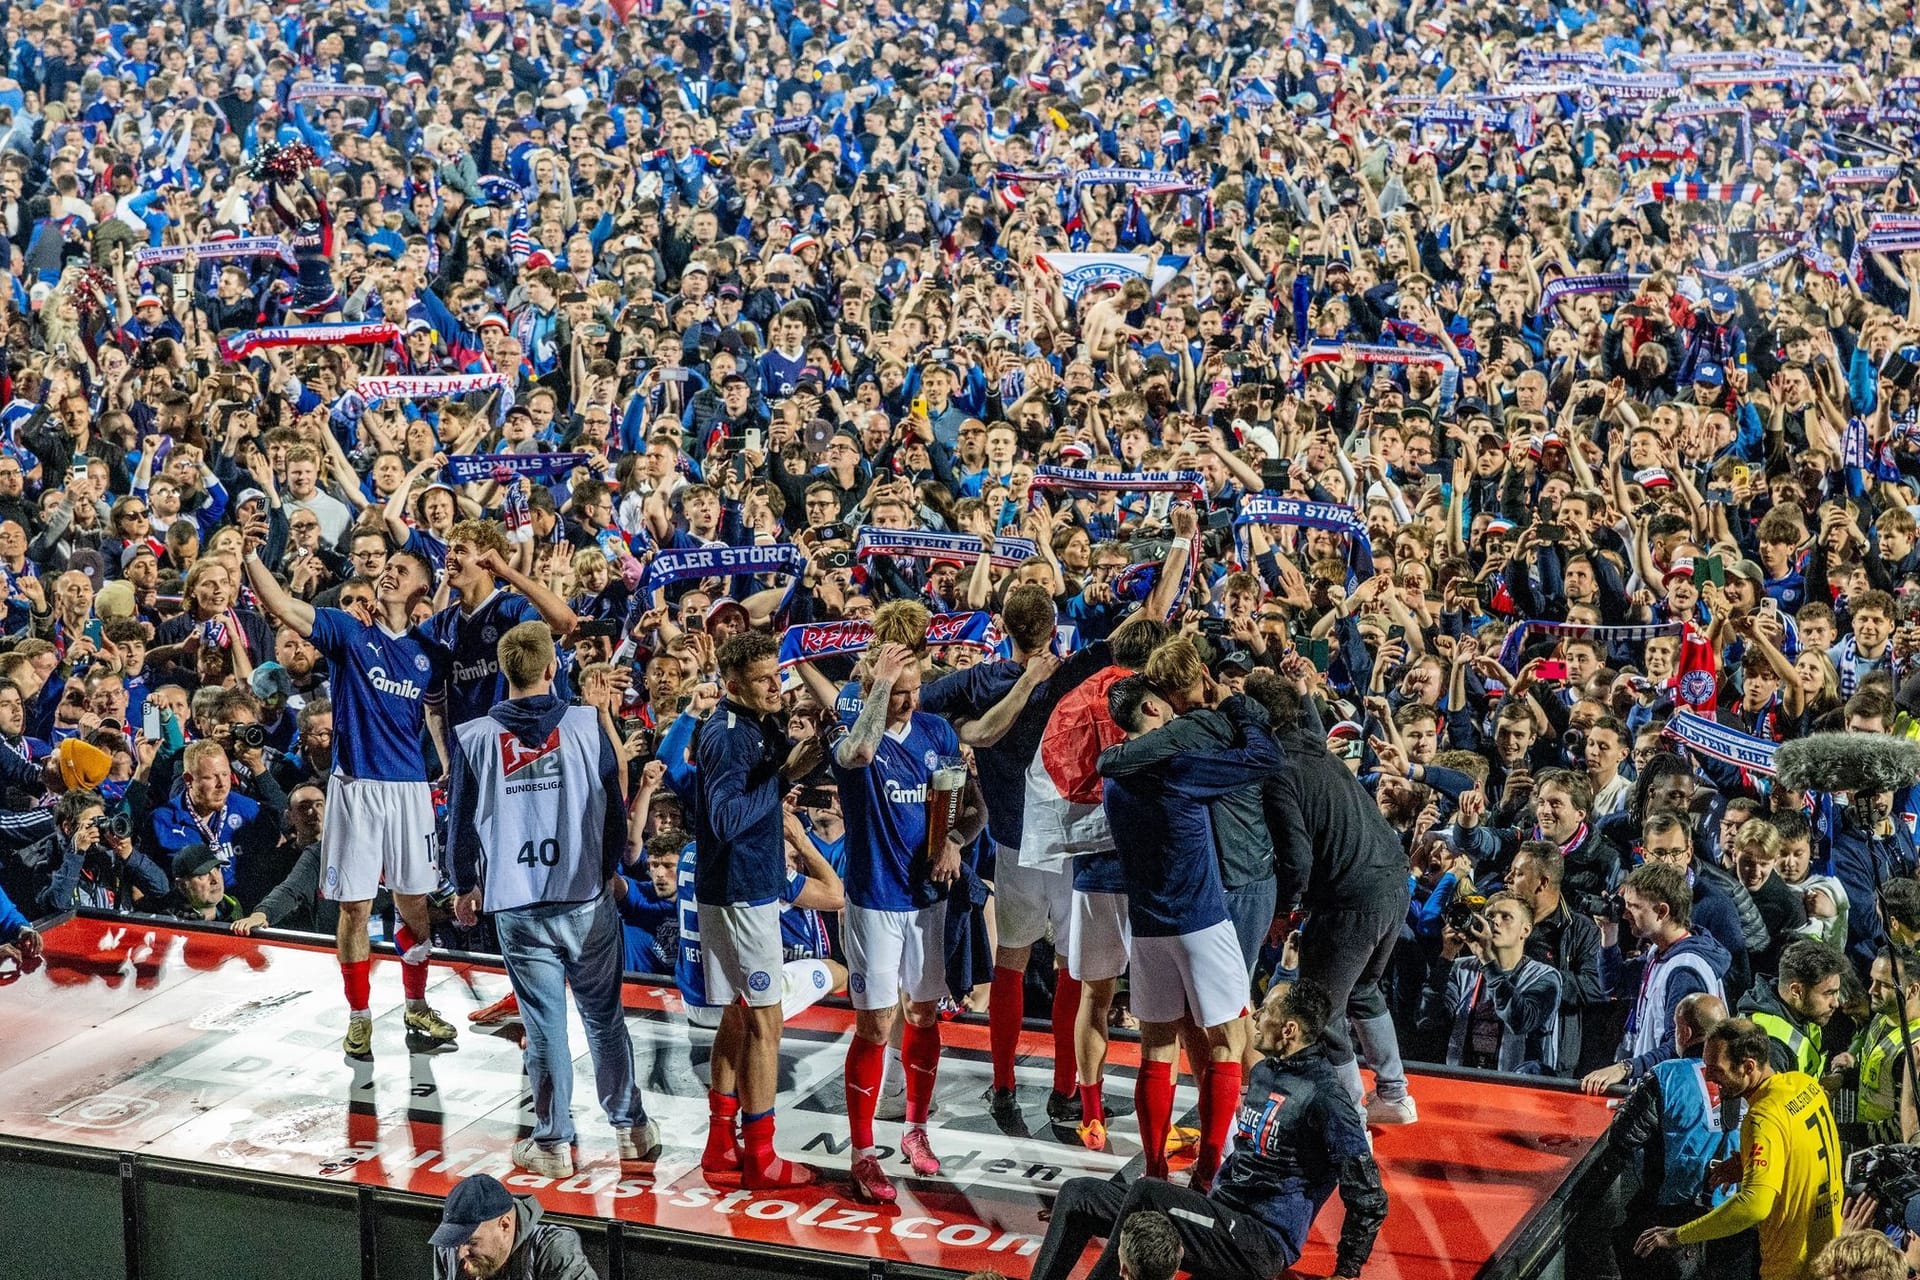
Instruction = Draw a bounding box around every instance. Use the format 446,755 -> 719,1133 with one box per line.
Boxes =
1847,1145 -> 1920,1232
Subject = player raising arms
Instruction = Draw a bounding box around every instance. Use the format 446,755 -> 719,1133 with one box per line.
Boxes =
242,539 -> 456,1062
421,518 -> 580,731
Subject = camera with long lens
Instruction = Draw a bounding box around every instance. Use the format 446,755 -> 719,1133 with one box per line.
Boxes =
1442,893 -> 1488,935
1561,727 -> 1586,768
90,813 -> 132,839
229,723 -> 267,750
1597,890 -> 1629,923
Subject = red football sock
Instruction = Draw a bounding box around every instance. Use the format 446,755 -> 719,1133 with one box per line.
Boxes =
741,1110 -> 813,1189
1079,1081 -> 1105,1126
902,1021 -> 943,1126
341,958 -> 371,1013
1050,973 -> 1083,1096
394,925 -> 429,1000
846,1035 -> 887,1149
702,1090 -> 740,1173
1196,1060 -> 1244,1183
988,966 -> 1025,1090
1137,1059 -> 1175,1180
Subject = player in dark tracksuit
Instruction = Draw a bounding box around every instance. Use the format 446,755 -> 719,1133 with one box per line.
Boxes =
1026,978 -> 1388,1280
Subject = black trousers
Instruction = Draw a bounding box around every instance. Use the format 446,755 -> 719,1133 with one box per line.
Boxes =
1029,1177 -> 1289,1280
1296,888 -> 1408,1066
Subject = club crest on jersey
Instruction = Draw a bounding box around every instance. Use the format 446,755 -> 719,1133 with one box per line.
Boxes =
812,968 -> 827,990
749,970 -> 772,993
414,654 -> 431,672
498,728 -> 562,778
482,626 -> 498,643
924,750 -> 939,770
850,973 -> 867,995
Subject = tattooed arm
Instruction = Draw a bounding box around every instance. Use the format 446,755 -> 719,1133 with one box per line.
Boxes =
834,643 -> 915,769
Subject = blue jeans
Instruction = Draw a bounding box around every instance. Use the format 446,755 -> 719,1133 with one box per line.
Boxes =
496,894 -> 646,1146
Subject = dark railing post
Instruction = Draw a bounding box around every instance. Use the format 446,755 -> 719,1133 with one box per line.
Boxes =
606,1223 -> 627,1280
119,1153 -> 140,1280
358,1184 -> 378,1280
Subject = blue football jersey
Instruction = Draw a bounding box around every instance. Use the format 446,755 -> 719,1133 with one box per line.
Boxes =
417,589 -> 543,727
830,711 -> 962,911
308,607 -> 442,782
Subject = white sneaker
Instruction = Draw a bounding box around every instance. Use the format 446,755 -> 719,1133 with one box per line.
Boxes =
616,1120 -> 662,1163
512,1137 -> 575,1178
1364,1094 -> 1418,1126
874,1090 -> 935,1123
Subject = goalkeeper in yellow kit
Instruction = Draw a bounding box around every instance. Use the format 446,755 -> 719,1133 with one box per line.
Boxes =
1634,1018 -> 1843,1280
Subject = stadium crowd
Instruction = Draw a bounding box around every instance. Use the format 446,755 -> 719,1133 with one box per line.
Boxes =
14,0 -> 1920,1272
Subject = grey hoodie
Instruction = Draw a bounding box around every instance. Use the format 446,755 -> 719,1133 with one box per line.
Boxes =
432,1195 -> 598,1280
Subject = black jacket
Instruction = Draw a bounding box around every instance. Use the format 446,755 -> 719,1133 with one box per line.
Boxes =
1212,1042 -> 1388,1277
252,841 -> 392,937
1265,738 -> 1408,915
1524,898 -> 1608,1075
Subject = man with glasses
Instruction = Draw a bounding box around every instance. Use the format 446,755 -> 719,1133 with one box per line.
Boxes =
0,458 -> 33,531
0,521 -> 37,634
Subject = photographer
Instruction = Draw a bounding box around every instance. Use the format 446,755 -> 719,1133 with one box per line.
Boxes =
43,790 -> 169,915
271,697 -> 335,792
1417,891 -> 1563,1074
1583,863 -> 1733,1094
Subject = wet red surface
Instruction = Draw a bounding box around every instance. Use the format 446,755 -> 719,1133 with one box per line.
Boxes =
0,918 -> 1613,1277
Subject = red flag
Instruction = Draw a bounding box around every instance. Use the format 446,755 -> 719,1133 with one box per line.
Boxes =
1018,666 -> 1129,869
1672,622 -> 1720,713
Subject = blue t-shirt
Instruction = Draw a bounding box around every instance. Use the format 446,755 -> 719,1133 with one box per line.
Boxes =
417,589 -> 544,727
614,873 -> 676,975
829,711 -> 962,911
308,607 -> 442,782
920,645 -> 1105,849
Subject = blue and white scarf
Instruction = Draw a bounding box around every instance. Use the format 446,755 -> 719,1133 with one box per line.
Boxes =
1234,494 -> 1372,562
1029,466 -> 1207,510
854,526 -> 1038,569
357,373 -> 509,405
1495,619 -> 1684,674
443,452 -> 592,485
1664,709 -> 1778,777
641,543 -> 805,601
134,236 -> 294,268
